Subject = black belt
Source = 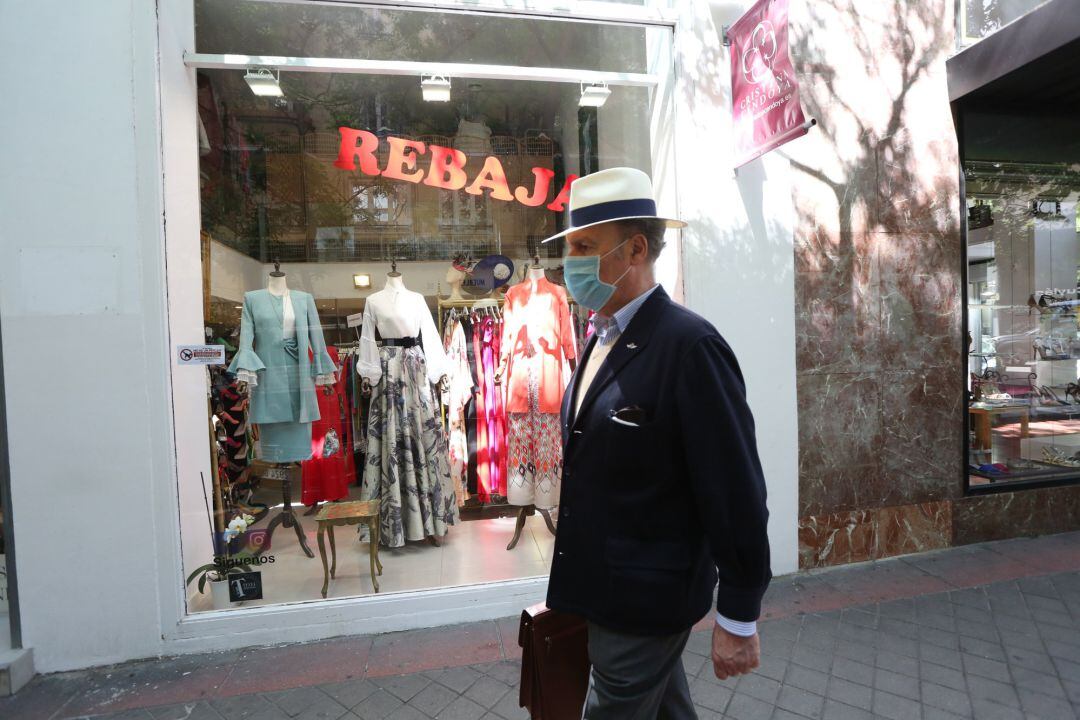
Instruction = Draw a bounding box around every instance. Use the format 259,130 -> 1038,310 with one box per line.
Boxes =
381,337 -> 419,348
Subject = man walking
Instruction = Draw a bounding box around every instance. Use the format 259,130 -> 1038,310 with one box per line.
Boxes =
544,168 -> 772,719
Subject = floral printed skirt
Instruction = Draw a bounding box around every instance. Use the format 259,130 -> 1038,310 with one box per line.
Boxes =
506,369 -> 562,510
361,345 -> 458,548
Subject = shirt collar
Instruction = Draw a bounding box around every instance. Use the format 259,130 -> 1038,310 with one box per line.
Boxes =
592,284 -> 660,344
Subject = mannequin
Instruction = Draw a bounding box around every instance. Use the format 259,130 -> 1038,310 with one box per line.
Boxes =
237,266 -> 334,396
495,257 -> 576,383
445,265 -> 468,302
360,264 -> 448,395
227,261 -> 338,557
497,254 -> 579,546
357,261 -> 458,547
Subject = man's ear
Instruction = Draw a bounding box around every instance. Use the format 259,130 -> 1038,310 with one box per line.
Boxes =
630,233 -> 649,264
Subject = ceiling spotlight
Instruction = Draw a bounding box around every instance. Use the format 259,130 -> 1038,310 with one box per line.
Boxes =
421,75 -> 452,103
353,273 -> 372,289
579,82 -> 611,108
244,67 -> 283,97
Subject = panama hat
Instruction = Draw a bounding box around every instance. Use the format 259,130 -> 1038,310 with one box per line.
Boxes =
541,167 -> 686,243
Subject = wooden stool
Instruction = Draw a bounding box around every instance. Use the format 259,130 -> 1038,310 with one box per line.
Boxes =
315,500 -> 383,597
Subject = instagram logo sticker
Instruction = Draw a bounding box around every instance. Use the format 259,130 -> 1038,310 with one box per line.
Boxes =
242,529 -> 271,553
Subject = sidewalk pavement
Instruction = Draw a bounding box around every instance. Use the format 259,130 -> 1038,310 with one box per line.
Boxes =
3,531 -> 1079,720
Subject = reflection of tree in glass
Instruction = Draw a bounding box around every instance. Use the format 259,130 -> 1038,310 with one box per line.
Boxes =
195,0 -> 646,72
964,0 -> 1049,40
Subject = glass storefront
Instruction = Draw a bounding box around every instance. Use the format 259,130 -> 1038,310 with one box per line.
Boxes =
960,0 -> 1051,44
962,70 -> 1080,488
184,0 -> 673,611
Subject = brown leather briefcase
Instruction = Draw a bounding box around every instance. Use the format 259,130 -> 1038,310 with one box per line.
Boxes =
518,603 -> 590,719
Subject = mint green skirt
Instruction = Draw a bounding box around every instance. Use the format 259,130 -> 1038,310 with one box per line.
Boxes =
257,421 -> 312,463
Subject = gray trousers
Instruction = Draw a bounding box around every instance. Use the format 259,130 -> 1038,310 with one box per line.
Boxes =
582,622 -> 697,720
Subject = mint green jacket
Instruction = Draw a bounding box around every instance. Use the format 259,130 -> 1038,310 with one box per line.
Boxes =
227,289 -> 335,424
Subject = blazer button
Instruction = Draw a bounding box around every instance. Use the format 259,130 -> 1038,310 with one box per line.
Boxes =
561,507 -> 571,519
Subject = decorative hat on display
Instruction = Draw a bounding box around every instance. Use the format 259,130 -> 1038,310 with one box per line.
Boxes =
541,167 -> 686,243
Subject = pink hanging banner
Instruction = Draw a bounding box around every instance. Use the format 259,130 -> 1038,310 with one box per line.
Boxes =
729,0 -> 813,168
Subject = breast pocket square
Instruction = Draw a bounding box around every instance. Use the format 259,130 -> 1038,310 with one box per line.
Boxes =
610,405 -> 648,427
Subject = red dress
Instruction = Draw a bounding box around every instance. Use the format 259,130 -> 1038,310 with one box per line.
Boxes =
301,347 -> 355,506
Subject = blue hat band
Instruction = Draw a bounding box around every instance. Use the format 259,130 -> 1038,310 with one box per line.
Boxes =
570,198 -> 658,228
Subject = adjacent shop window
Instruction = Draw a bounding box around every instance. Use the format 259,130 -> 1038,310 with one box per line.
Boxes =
963,87 -> 1080,488
960,0 -> 1051,45
187,0 -> 670,612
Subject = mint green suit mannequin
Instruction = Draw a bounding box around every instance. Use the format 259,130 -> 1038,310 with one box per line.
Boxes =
228,289 -> 336,462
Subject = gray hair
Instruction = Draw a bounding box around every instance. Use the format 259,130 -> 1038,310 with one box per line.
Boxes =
615,218 -> 667,262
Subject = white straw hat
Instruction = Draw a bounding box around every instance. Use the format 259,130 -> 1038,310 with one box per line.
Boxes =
542,167 -> 685,243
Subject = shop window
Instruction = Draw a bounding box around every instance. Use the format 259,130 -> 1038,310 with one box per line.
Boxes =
963,117 -> 1080,488
185,0 -> 672,613
960,0 -> 1052,45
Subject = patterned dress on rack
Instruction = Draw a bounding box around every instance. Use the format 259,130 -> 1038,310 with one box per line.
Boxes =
443,318 -> 471,505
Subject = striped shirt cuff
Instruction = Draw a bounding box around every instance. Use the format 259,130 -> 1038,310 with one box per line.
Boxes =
716,613 -> 758,637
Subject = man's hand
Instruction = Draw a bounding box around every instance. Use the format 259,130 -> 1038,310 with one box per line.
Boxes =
712,623 -> 760,680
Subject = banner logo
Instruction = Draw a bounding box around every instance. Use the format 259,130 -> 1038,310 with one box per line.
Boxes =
742,21 -> 778,85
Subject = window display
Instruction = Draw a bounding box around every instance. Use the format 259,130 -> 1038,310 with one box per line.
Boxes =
964,114 -> 1080,487
184,0 -> 672,612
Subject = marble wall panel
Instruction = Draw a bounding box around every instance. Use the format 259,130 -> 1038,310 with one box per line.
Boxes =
795,232 -> 880,375
874,133 -> 960,236
953,485 -> 1080,545
876,230 -> 963,282
879,269 -> 963,370
799,500 -> 953,569
794,224 -> 876,277
798,372 -> 883,516
879,367 -> 965,504
799,509 -> 877,567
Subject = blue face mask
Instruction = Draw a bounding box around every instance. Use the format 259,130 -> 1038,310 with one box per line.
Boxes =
563,240 -> 631,312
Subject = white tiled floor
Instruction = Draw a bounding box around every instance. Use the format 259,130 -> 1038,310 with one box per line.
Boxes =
188,498 -> 555,613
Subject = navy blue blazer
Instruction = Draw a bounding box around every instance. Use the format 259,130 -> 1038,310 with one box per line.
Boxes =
546,287 -> 771,636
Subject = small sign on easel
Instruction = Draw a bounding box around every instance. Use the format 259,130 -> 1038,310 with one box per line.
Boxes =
229,571 -> 263,602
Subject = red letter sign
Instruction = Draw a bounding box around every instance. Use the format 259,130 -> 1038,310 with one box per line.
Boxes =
465,156 -> 514,202
382,137 -> 427,183
423,145 -> 469,191
546,174 -> 578,212
514,167 -> 556,207
334,127 -> 381,175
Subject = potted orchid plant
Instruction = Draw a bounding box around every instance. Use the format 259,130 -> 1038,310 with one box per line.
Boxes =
186,512 -> 256,609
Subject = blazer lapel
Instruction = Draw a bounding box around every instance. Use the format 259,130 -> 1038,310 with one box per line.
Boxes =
572,287 -> 669,429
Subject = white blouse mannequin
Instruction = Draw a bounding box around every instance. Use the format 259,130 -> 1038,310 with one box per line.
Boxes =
236,273 -> 335,389
357,273 -> 449,389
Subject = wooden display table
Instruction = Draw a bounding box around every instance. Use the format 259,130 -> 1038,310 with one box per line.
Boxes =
314,500 -> 383,597
969,403 -> 1030,452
